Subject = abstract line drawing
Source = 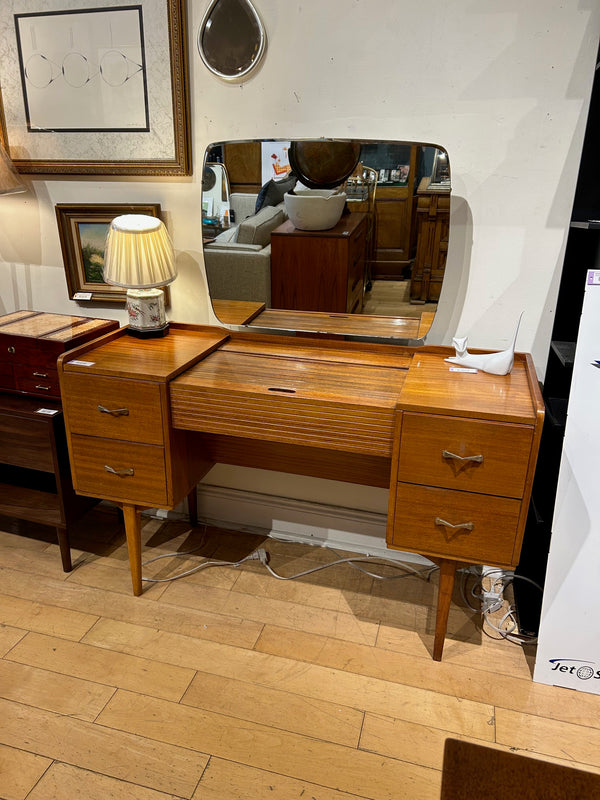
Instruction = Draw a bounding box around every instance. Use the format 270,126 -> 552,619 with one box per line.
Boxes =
14,6 -> 149,133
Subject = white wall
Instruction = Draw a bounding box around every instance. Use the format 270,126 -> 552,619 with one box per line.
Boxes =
1,1 -> 599,542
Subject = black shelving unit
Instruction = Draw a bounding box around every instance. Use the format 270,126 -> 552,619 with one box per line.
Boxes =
514,45 -> 600,637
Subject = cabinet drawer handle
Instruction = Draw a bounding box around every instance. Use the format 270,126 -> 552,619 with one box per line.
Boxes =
442,450 -> 483,464
98,404 -> 130,417
7,346 -> 15,354
435,517 -> 474,531
35,384 -> 51,391
33,371 -> 48,378
104,465 -> 134,477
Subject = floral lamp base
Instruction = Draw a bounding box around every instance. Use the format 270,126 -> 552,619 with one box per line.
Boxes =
126,287 -> 169,338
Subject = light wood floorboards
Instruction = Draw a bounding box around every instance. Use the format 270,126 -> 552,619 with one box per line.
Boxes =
1,508 -> 599,799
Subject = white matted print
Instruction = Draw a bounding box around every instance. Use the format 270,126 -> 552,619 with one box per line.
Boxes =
15,7 -> 149,132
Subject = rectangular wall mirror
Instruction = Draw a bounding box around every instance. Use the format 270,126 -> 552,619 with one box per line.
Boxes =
201,138 -> 451,343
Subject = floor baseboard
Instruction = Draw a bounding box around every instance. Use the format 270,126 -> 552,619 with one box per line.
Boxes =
191,483 -> 431,565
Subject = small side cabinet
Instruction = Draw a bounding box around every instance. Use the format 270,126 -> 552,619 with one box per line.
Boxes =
0,310 -> 119,569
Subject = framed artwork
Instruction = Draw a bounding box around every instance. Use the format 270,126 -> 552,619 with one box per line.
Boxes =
55,202 -> 166,302
0,0 -> 190,175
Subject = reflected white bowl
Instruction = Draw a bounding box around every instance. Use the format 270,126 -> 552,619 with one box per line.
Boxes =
284,189 -> 347,231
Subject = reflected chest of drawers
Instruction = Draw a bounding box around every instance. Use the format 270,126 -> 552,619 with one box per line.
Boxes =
270,213 -> 367,314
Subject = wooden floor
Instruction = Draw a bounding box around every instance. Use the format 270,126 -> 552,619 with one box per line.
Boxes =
362,279 -> 438,319
1,507 -> 600,800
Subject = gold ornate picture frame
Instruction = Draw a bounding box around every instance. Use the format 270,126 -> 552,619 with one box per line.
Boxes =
0,0 -> 190,176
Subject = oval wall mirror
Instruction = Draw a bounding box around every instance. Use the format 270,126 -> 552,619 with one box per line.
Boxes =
198,0 -> 267,81
201,139 -> 451,343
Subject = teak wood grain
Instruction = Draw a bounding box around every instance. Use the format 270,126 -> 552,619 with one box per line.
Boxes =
250,308 -> 423,339
397,412 -> 534,498
56,323 -> 544,659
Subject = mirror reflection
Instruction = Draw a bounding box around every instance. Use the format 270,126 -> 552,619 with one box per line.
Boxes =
202,139 -> 451,341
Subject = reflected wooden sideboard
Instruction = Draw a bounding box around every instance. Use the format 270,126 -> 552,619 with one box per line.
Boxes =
270,213 -> 367,314
57,323 -> 543,660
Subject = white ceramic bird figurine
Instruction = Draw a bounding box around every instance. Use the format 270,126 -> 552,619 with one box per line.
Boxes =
445,313 -> 523,375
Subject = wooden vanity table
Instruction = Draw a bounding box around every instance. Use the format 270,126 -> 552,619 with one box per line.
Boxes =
57,323 -> 543,660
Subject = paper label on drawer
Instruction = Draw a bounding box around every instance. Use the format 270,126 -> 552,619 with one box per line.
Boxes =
68,359 -> 95,366
36,408 -> 60,416
449,367 -> 478,373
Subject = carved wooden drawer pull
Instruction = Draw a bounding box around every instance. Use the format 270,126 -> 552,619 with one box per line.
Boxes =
435,517 -> 474,531
442,450 -> 483,464
98,404 -> 130,417
104,465 -> 135,477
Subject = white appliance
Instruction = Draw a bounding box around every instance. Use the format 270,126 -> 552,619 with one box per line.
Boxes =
534,269 -> 600,694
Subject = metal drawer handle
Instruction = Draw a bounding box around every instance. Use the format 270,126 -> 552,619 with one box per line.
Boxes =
98,404 -> 130,417
7,346 -> 15,354
35,384 -> 51,391
442,450 -> 483,464
435,517 -> 474,531
33,371 -> 48,377
104,465 -> 134,477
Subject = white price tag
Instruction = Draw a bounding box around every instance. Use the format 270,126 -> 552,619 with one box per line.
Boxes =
73,291 -> 93,300
449,367 -> 478,373
68,359 -> 95,366
36,408 -> 60,416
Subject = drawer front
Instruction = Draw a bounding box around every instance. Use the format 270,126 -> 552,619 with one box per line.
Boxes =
0,413 -> 54,471
0,337 -> 61,370
62,373 -> 164,444
14,364 -> 60,398
398,413 -> 533,498
389,483 -> 521,565
70,434 -> 167,506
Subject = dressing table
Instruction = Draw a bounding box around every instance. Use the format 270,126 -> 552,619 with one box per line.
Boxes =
57,322 -> 543,660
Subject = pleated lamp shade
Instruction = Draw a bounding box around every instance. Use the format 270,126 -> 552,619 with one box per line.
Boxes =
104,214 -> 176,338
103,214 -> 176,288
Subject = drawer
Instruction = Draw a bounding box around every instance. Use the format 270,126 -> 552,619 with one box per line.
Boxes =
397,413 -> 533,498
0,412 -> 54,472
0,336 -> 61,370
14,364 -> 60,398
70,434 -> 167,507
61,373 -> 164,444
389,483 -> 521,565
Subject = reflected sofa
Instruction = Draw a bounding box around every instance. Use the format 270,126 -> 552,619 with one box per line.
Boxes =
203,193 -> 288,306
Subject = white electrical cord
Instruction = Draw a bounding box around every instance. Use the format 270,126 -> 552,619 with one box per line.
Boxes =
262,549 -> 438,582
141,537 -> 438,585
460,568 -> 543,645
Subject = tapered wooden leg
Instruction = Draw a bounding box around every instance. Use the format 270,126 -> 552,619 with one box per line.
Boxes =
433,559 -> 457,661
56,527 -> 72,572
122,504 -> 143,596
187,486 -> 198,526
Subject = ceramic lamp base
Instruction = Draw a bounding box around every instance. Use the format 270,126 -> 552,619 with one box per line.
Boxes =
126,287 -> 169,337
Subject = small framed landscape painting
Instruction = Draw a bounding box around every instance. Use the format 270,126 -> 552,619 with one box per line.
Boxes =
55,203 -> 163,302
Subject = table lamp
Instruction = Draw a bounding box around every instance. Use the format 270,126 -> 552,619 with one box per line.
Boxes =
103,214 -> 176,338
